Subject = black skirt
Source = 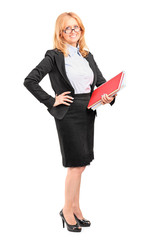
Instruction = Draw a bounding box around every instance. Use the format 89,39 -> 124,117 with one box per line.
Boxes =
54,92 -> 96,167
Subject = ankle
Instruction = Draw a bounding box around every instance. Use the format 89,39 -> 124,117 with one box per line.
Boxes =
63,206 -> 73,213
72,205 -> 81,211
72,206 -> 81,214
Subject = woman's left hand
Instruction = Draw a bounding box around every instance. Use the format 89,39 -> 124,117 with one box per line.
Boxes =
101,93 -> 117,105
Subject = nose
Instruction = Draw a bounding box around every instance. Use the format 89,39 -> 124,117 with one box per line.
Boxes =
70,28 -> 76,33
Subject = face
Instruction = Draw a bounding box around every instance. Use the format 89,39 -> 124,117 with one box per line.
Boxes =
62,17 -> 81,47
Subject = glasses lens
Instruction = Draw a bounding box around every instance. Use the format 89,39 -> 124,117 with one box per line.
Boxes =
65,27 -> 81,34
66,29 -> 71,34
75,27 -> 80,32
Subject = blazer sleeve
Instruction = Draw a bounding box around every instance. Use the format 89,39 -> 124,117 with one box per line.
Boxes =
23,50 -> 55,110
91,53 -> 116,106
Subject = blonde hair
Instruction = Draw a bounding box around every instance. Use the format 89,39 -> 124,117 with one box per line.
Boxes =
53,12 -> 89,57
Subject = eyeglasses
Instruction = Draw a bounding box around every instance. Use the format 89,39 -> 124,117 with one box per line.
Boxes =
62,25 -> 82,34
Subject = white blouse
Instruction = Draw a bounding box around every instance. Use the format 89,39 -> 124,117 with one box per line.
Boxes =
64,43 -> 94,94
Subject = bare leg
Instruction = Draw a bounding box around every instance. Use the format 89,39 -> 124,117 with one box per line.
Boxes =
72,167 -> 86,219
63,166 -> 85,225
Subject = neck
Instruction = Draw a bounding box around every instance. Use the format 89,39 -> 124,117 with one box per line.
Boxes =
66,42 -> 78,48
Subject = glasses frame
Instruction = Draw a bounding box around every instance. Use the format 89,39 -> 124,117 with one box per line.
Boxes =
62,26 -> 82,34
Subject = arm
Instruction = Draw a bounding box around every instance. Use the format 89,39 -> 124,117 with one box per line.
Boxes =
91,54 -> 116,106
23,50 -> 55,110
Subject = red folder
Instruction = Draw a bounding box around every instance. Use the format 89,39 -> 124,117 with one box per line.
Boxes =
87,71 -> 125,109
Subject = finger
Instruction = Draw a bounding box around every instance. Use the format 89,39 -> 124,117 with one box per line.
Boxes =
104,94 -> 110,101
103,95 -> 110,103
103,100 -> 109,104
101,98 -> 107,104
101,95 -> 107,104
63,96 -> 74,101
64,98 -> 73,103
101,94 -> 106,101
106,95 -> 113,101
104,94 -> 111,100
62,101 -> 71,106
64,95 -> 74,99
102,94 -> 111,104
62,91 -> 71,95
102,94 -> 109,100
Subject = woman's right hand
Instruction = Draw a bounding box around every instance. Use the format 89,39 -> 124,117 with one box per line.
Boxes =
53,91 -> 74,107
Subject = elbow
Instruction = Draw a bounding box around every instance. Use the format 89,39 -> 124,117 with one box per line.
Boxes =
23,78 -> 28,87
23,78 -> 32,89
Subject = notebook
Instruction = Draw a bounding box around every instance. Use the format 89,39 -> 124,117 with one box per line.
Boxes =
87,71 -> 125,110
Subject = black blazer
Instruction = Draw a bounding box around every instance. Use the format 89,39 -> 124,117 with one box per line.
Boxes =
24,48 -> 115,120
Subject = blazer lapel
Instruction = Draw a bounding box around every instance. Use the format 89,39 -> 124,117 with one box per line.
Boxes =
54,50 -> 97,93
54,51 -> 74,90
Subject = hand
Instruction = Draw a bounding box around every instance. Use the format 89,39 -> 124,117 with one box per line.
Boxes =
53,91 -> 74,107
101,93 -> 117,105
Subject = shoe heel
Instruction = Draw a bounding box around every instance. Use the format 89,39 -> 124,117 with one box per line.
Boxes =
62,218 -> 65,228
59,209 -> 82,232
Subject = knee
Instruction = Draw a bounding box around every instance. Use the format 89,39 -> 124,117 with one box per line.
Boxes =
68,166 -> 86,175
79,166 -> 86,174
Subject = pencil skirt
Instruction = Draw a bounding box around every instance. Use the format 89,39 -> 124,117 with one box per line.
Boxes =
54,92 -> 96,167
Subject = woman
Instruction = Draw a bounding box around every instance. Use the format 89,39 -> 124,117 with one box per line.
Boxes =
24,12 -> 116,232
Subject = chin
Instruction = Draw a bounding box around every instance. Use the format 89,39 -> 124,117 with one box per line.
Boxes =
68,40 -> 78,45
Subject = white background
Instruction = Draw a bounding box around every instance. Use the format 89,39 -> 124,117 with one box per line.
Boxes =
0,0 -> 160,239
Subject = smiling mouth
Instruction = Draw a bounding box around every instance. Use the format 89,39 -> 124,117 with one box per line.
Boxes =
70,35 -> 77,38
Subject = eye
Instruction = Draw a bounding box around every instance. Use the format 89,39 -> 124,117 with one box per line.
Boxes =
66,26 -> 71,30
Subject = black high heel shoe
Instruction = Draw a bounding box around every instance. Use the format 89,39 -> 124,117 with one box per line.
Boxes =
73,213 -> 91,227
59,209 -> 82,232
